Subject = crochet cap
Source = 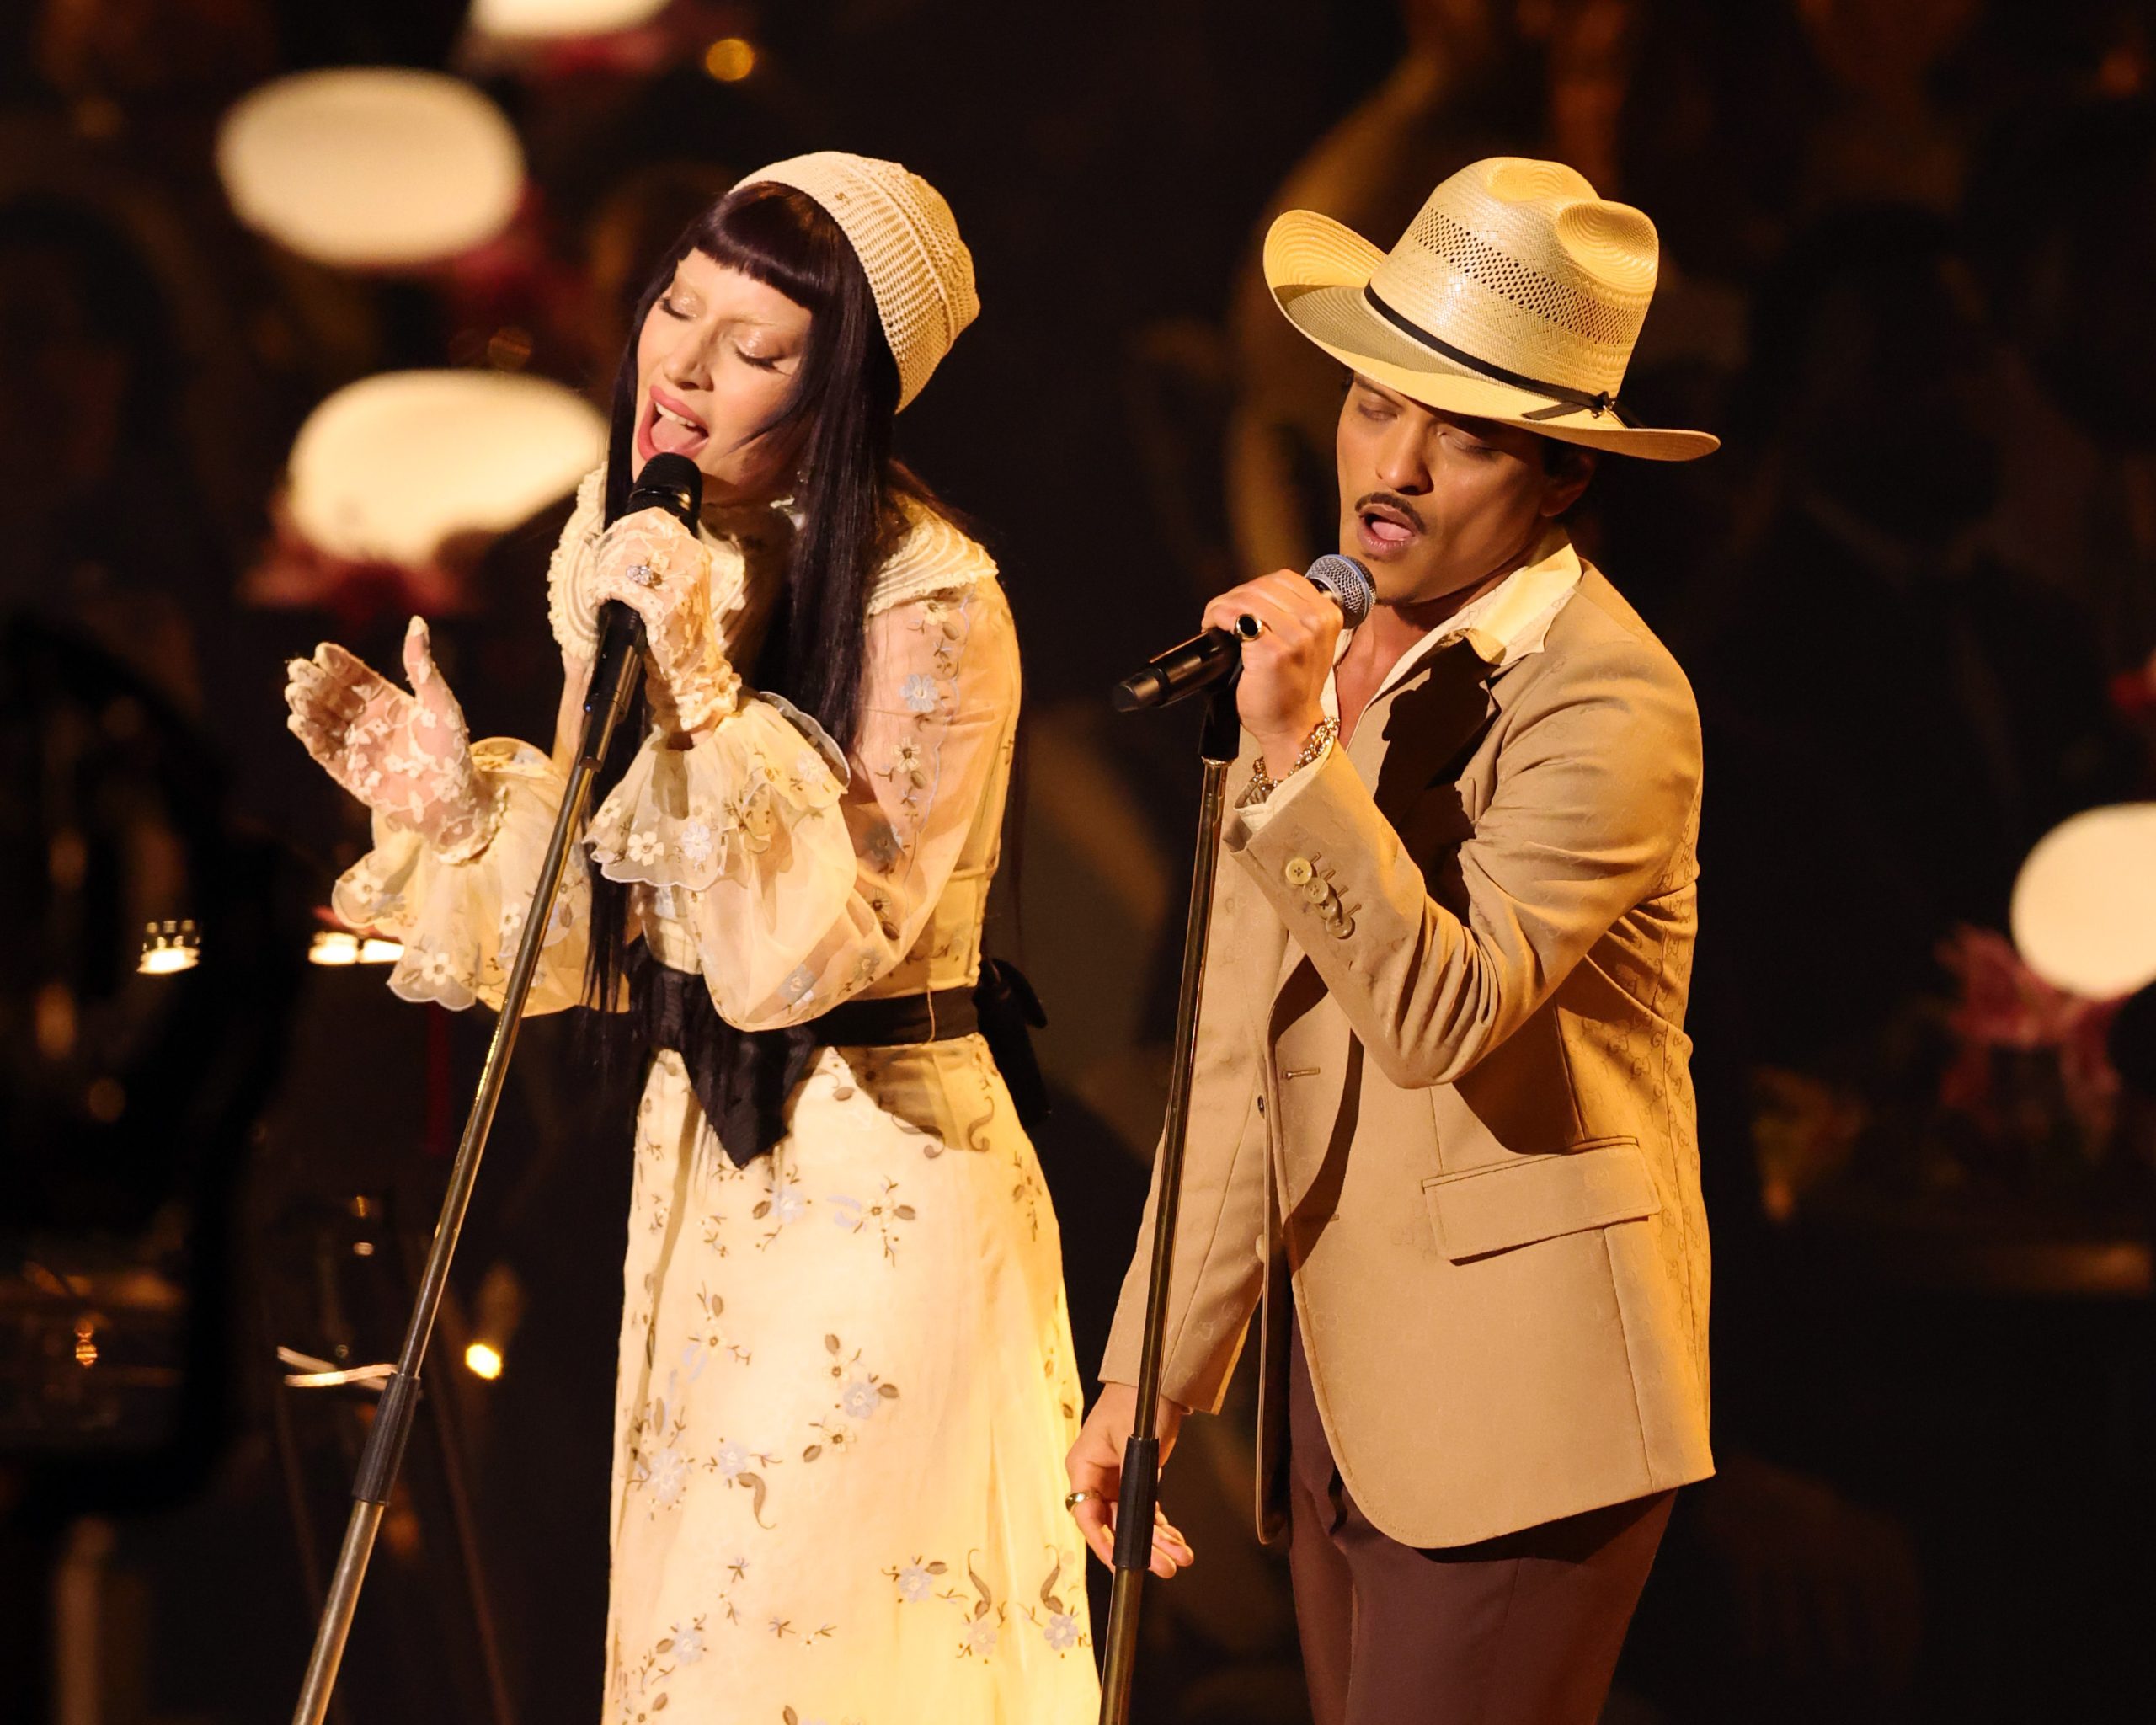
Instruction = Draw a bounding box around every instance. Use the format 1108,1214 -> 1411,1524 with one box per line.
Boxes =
739,152 -> 979,411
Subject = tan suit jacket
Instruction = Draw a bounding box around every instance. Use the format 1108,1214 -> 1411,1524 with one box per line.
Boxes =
1102,560 -> 1713,1549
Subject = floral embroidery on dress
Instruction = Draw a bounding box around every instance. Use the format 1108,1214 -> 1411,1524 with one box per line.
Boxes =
827,1179 -> 916,1264
800,1332 -> 899,1462
690,1290 -> 747,1365
609,1632 -> 677,1722
714,1551 -> 750,1624
752,1167 -> 811,1248
407,947 -> 458,991
955,1554 -> 1006,1661
1020,1551 -> 1091,1655
886,1556 -> 955,1604
677,819 -> 716,868
882,1549 -> 1009,1660
702,1437 -> 778,1526
625,1381 -> 690,1517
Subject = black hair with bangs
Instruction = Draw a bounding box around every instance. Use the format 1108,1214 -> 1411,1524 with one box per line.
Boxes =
584,180 -> 926,1019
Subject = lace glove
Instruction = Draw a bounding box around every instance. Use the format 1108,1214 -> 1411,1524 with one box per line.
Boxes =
284,616 -> 499,861
587,506 -> 743,736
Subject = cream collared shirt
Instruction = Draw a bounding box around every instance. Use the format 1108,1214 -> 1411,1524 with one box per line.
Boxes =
1241,523 -> 1584,824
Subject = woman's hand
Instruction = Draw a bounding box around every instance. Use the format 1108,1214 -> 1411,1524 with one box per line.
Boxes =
1201,572 -> 1341,776
285,616 -> 495,858
1065,1382 -> 1197,1578
588,506 -> 741,736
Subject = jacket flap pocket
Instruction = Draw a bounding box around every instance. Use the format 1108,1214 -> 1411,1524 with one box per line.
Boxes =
1422,1136 -> 1659,1263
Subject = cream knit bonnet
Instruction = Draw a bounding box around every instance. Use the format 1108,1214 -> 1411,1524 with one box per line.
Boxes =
739,152 -> 979,410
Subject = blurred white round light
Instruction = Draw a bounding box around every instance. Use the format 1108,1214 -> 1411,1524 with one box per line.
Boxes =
470,0 -> 667,35
465,1342 -> 504,1380
217,69 -> 524,270
2010,804 -> 2156,999
287,371 -> 604,567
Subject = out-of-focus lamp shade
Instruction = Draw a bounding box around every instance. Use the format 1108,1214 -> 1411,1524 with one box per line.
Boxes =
216,69 -> 524,269
138,920 -> 200,975
2010,804 -> 2156,999
286,371 -> 604,568
470,0 -> 668,35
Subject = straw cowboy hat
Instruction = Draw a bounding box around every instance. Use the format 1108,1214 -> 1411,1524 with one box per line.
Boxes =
1266,156 -> 1718,461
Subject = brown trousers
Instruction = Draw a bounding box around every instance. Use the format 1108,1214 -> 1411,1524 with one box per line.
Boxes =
1288,1318 -> 1672,1725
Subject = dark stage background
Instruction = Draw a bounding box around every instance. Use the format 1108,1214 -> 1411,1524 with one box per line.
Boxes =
3,3 -> 2154,1722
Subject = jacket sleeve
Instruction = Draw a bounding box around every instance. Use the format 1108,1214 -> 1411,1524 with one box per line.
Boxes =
1099,849 -> 1273,1414
1227,633 -> 1702,1089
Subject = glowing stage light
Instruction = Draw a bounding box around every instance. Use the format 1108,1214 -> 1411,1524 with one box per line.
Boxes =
465,1342 -> 504,1380
470,0 -> 667,36
286,371 -> 604,568
311,930 -> 405,965
2010,803 -> 2156,999
216,69 -> 524,270
704,37 -> 757,82
138,919 -> 200,975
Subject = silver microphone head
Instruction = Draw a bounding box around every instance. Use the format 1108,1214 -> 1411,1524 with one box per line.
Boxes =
1306,553 -> 1375,629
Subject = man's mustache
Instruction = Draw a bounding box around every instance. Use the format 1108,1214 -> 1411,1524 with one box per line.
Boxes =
1353,491 -> 1428,536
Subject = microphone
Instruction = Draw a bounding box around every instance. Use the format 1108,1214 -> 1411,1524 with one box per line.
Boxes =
578,452 -> 704,766
1112,553 -> 1375,712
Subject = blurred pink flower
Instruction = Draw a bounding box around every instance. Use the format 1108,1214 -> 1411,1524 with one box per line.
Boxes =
1935,925 -> 2122,1139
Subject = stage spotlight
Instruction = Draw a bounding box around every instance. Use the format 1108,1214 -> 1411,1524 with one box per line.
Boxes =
464,1342 -> 504,1380
285,371 -> 604,569
216,69 -> 524,270
309,930 -> 403,966
2010,803 -> 2156,999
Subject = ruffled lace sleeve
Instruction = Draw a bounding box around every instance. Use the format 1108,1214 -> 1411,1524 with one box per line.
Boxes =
330,737 -> 590,1013
584,568 -> 1015,1030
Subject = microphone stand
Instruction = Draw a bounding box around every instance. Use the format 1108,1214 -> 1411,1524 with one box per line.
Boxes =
1098,675 -> 1242,1725
288,607 -> 647,1725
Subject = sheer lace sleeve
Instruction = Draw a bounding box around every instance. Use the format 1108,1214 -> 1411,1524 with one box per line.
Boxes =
584,576 -> 1015,1030
331,737 -> 591,1013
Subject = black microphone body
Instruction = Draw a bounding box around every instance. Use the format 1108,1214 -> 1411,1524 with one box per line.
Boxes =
577,453 -> 704,766
1112,553 -> 1376,712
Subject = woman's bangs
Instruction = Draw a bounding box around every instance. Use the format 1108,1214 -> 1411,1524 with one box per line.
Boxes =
695,182 -> 843,318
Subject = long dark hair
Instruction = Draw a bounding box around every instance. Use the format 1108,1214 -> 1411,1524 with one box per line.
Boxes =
584,181 -> 929,1017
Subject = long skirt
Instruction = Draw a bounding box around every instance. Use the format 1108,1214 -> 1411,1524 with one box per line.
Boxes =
604,1039 -> 1099,1724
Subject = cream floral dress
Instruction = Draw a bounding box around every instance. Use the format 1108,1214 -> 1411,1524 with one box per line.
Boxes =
333,468 -> 1097,1724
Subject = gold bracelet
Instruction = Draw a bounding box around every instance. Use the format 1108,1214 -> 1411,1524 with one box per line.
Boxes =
1241,717 -> 1338,806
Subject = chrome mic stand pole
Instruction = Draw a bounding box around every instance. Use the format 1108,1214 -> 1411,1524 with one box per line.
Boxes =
1098,676 -> 1241,1725
287,604 -> 648,1725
